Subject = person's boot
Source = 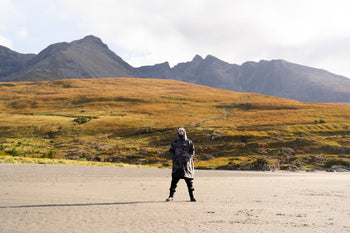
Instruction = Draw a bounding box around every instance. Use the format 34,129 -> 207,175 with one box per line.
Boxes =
166,196 -> 173,202
189,190 -> 196,202
166,190 -> 175,202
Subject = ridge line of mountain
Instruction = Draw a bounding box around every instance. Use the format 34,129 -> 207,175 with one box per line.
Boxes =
1,35 -> 350,103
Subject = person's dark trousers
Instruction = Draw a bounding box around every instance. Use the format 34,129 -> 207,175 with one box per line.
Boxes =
169,176 -> 195,201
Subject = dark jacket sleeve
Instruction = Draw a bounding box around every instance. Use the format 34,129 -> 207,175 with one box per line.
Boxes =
169,140 -> 175,158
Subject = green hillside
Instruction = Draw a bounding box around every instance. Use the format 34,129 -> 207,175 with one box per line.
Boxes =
1,78 -> 350,170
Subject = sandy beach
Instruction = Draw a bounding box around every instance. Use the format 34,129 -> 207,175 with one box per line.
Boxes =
0,164 -> 349,233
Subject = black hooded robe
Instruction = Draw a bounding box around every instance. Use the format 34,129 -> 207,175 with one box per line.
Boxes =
169,129 -> 195,179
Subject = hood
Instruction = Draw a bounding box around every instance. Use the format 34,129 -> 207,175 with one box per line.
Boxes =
177,127 -> 188,140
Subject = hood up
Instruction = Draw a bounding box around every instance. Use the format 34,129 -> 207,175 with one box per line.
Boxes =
177,127 -> 188,140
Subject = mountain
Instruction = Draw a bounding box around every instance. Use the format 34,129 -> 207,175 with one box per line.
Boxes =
0,45 -> 35,79
2,35 -> 139,81
237,59 -> 350,103
137,55 -> 350,103
1,35 -> 350,102
137,55 -> 241,89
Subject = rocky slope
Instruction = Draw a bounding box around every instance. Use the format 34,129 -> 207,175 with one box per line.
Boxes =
1,35 -> 139,81
138,55 -> 350,103
0,45 -> 35,79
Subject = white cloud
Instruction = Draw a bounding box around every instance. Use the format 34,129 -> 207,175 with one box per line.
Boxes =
0,0 -> 27,48
56,1 -> 350,72
296,36 -> 350,76
0,0 -> 15,19
0,35 -> 13,49
3,0 -> 350,77
59,0 -> 193,65
17,27 -> 28,39
0,0 -> 15,35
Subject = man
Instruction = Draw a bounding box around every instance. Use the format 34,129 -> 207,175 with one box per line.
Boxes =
166,127 -> 196,202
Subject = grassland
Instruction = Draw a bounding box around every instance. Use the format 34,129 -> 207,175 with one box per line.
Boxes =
1,78 -> 350,170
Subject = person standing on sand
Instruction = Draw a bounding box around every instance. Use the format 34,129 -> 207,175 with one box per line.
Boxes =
166,127 -> 196,202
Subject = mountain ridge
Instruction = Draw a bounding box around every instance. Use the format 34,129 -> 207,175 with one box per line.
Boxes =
2,35 -> 139,81
1,35 -> 350,103
0,45 -> 35,79
138,54 -> 350,102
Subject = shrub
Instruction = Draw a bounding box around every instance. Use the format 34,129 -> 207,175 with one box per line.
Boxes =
41,150 -> 57,159
6,147 -> 19,156
73,116 -> 93,124
162,161 -> 171,167
216,161 -> 240,170
251,157 -> 269,170
324,158 -> 350,168
280,164 -> 291,170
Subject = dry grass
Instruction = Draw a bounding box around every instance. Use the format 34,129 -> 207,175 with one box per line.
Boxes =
1,78 -> 350,170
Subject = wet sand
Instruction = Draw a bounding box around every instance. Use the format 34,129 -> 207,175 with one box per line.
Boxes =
0,164 -> 349,233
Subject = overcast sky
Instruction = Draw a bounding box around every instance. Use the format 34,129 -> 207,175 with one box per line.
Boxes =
1,0 -> 350,78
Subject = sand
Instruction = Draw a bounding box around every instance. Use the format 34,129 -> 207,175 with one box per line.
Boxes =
0,164 -> 349,233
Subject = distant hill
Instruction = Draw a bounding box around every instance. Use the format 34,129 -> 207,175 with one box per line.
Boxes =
1,35 -> 350,102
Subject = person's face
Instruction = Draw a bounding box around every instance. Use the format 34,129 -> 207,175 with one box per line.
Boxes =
179,130 -> 184,136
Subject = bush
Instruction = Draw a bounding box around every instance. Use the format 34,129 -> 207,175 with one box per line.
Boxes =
6,147 -> 19,156
216,161 -> 240,170
324,158 -> 350,168
280,164 -> 291,170
41,150 -> 57,159
73,116 -> 93,124
251,157 -> 269,170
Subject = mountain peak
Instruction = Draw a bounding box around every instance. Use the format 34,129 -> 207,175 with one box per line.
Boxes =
203,54 -> 231,66
204,54 -> 217,60
72,35 -> 108,49
78,35 -> 103,43
192,55 -> 203,63
3,35 -> 138,81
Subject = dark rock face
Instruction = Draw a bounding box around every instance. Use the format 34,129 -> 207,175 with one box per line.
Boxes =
0,45 -> 35,80
137,62 -> 172,80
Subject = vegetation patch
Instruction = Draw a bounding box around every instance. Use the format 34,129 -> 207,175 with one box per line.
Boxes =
324,158 -> 350,168
216,102 -> 299,110
114,97 -> 146,102
1,78 -> 350,170
73,116 -> 97,124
